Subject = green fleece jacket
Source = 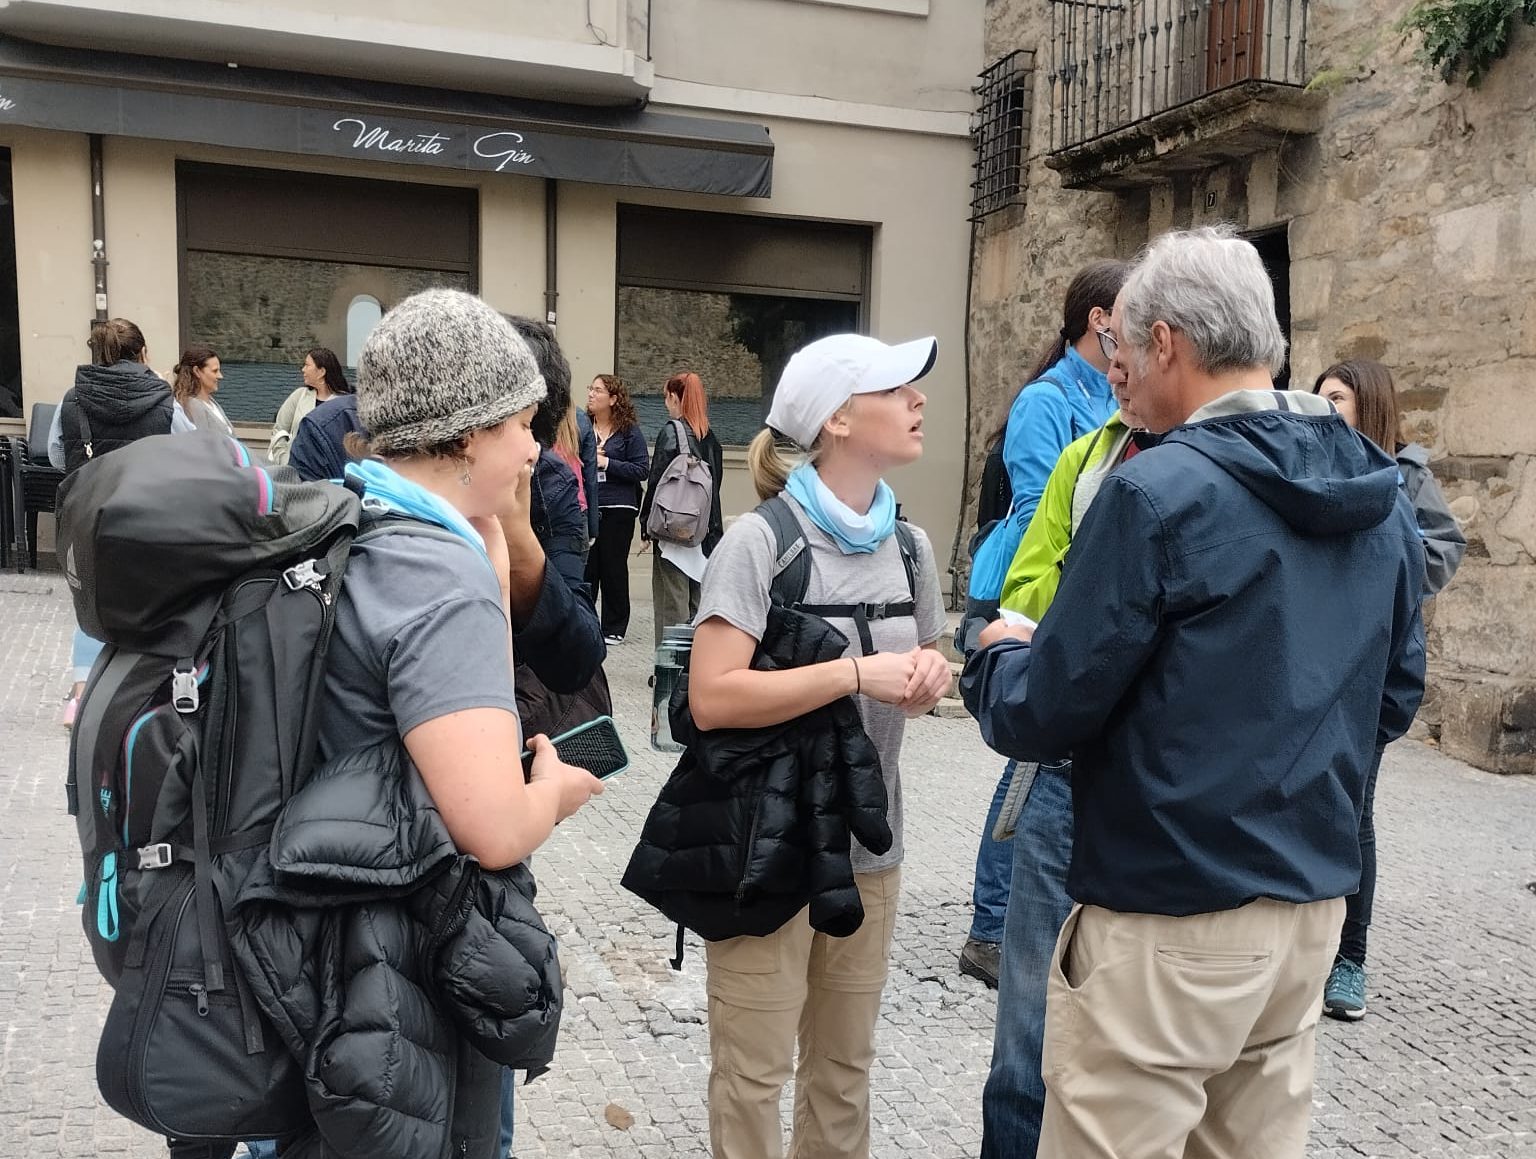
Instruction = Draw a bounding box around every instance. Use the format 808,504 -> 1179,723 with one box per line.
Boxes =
999,412 -> 1133,623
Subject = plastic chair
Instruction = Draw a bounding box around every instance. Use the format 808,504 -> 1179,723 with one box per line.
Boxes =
13,402 -> 64,571
0,436 -> 14,570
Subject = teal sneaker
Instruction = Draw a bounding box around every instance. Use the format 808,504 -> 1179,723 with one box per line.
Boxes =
1323,956 -> 1367,1021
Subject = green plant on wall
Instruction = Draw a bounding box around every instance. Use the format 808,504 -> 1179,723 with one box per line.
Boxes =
1399,0 -> 1536,86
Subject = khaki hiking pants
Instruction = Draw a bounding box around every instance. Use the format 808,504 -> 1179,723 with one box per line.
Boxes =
704,867 -> 901,1159
1040,895 -> 1345,1159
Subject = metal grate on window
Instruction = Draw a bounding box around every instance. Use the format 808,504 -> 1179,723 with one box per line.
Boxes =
970,50 -> 1035,221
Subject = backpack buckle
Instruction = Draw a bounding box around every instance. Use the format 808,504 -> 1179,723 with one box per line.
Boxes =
171,664 -> 200,714
282,559 -> 324,591
864,601 -> 888,620
136,843 -> 173,870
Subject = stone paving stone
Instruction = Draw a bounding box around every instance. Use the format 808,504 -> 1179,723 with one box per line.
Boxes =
0,563 -> 1533,1157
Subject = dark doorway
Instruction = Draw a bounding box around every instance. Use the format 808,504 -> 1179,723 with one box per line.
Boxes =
0,149 -> 20,418
1247,226 -> 1291,388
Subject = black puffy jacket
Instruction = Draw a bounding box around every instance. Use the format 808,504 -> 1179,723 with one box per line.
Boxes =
229,740 -> 562,1159
59,360 -> 174,473
622,604 -> 892,942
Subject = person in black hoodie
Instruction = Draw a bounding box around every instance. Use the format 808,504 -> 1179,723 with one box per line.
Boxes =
48,318 -> 187,725
53,318 -> 178,473
963,227 -> 1426,1158
582,373 -> 649,642
639,371 -> 725,648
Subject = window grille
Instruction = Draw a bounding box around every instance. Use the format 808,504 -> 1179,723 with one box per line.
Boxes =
970,51 -> 1035,221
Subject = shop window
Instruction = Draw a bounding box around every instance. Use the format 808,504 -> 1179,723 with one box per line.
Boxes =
616,205 -> 870,446
177,163 -> 477,424
346,295 -> 383,369
0,149 -> 20,419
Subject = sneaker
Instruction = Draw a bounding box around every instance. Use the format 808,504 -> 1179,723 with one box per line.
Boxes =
958,938 -> 1001,989
57,695 -> 79,731
1323,956 -> 1367,1021
604,634 -> 625,645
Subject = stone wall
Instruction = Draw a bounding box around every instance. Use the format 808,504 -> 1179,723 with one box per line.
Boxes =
973,4 -> 1536,770
615,285 -> 768,399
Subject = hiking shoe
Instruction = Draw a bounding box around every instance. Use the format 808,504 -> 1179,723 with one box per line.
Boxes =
1323,956 -> 1367,1021
58,695 -> 79,731
959,938 -> 1001,989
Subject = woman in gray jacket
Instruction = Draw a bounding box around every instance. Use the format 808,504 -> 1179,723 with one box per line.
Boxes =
1313,358 -> 1466,1023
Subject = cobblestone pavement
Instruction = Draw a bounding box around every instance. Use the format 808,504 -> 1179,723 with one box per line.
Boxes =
1,562 -> 1533,1158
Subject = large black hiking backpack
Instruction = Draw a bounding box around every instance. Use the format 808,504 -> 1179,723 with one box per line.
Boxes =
58,431 -> 361,1144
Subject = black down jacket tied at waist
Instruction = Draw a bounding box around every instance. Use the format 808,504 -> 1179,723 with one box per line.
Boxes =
227,740 -> 562,1159
623,604 -> 893,942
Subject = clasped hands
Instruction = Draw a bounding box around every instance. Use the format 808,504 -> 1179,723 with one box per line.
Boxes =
853,647 -> 953,718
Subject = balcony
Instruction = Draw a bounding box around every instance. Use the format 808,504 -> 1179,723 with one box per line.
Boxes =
0,0 -> 656,105
1044,0 -> 1325,191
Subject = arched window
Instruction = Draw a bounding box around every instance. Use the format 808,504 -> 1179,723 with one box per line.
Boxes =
346,295 -> 383,368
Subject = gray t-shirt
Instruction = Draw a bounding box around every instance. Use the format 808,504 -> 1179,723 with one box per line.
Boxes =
319,529 -> 521,761
694,494 -> 947,873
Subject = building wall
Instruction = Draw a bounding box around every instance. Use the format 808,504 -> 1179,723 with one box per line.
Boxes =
1,119 -> 973,574
651,0 -> 980,114
972,4 -> 1536,768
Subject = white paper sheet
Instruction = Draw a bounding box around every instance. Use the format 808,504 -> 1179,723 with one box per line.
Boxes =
658,540 -> 708,583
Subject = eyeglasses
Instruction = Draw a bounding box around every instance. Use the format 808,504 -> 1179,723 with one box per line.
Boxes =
1095,327 -> 1118,362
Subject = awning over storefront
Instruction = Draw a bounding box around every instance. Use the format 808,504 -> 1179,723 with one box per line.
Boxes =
0,35 -> 773,197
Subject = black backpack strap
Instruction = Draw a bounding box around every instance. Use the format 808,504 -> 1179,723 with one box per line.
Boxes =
893,520 -> 918,603
757,496 -> 921,656
758,496 -> 811,610
75,403 -> 94,459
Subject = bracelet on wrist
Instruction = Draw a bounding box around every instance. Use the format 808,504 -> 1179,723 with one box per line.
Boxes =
850,655 -> 861,695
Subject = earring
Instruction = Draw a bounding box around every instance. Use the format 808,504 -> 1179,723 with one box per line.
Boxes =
459,467 -> 472,486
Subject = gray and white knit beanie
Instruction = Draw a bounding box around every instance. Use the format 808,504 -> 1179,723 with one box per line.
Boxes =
357,288 -> 547,454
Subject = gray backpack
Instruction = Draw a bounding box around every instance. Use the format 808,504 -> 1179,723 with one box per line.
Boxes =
645,419 -> 713,546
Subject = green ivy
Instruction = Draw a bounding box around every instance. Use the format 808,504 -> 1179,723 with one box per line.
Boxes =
1399,0 -> 1536,86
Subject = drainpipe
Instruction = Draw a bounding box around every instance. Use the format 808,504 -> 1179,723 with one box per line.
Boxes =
544,177 -> 558,329
947,215 -> 980,612
89,133 -> 108,322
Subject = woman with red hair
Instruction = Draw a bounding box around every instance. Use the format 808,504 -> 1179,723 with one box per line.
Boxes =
640,371 -> 725,647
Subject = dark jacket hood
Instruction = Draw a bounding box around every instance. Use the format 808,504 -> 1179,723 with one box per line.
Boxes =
73,360 -> 172,424
1163,390 -> 1400,537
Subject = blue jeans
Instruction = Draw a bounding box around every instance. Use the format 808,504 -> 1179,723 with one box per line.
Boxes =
72,626 -> 104,684
969,760 -> 1017,943
980,761 -> 1075,1159
240,1142 -> 277,1159
497,1067 -> 515,1157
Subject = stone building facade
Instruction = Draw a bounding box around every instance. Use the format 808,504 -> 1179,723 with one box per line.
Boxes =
968,3 -> 1536,771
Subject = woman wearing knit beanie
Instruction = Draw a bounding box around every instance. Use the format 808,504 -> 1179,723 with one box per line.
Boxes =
323,288 -> 605,1153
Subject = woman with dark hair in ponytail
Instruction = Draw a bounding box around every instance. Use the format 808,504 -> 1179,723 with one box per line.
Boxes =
957,258 -> 1130,993
48,317 -> 188,726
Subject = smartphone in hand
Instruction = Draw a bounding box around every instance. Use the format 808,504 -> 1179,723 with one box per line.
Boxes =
521,715 -> 630,782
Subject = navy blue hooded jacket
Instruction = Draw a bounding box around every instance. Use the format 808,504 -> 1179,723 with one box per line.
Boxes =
962,391 -> 1426,917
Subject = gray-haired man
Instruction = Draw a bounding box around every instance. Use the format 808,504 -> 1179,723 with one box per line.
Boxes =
963,227 -> 1426,1158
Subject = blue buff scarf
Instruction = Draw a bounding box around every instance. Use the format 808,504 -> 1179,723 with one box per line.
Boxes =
344,459 -> 492,572
783,462 -> 897,555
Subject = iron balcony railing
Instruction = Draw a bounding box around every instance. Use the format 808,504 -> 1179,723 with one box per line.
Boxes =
1048,0 -> 1309,151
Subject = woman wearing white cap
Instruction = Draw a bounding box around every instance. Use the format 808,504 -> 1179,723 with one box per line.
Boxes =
686,333 -> 951,1159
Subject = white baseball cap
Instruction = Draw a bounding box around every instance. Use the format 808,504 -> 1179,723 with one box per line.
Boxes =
766,333 -> 938,449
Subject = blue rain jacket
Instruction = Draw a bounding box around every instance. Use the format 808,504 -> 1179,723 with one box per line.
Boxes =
968,347 -> 1115,600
